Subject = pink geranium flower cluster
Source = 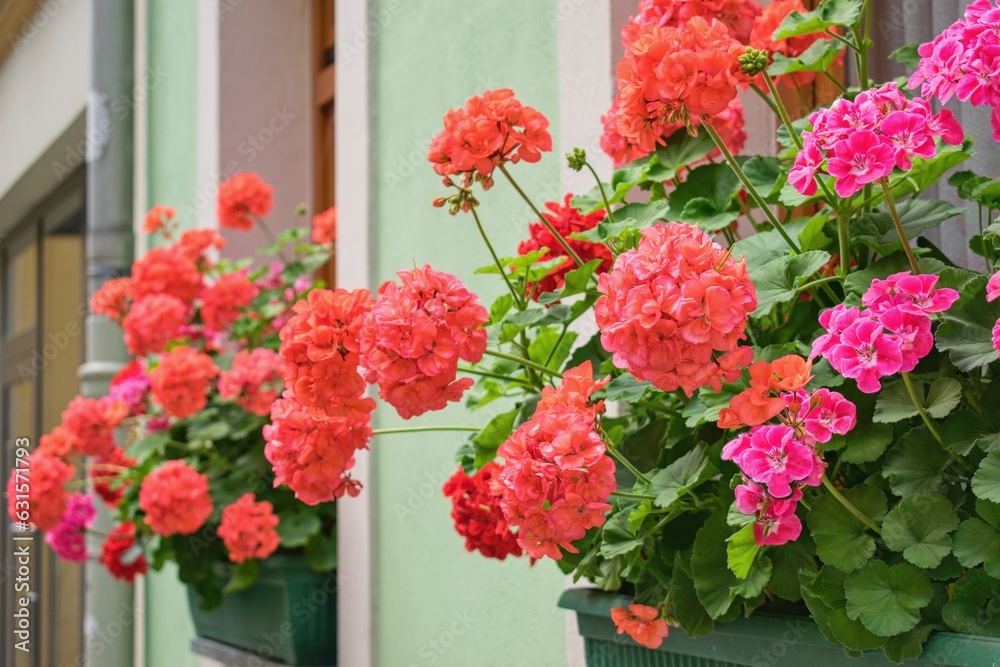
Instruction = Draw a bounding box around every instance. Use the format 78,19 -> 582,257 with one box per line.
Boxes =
812,272 -> 959,393
612,17 -> 752,155
427,89 -> 552,190
620,0 -> 761,47
722,366 -> 857,546
268,287 -> 377,504
61,396 -> 129,459
44,493 -> 96,562
595,222 -> 756,397
360,266 -> 488,418
495,362 -> 616,560
150,346 -> 220,419
790,82 -> 964,198
200,270 -> 259,333
218,348 -> 284,416
986,270 -> 1000,354
218,493 -> 281,564
910,0 -> 1000,140
138,460 -> 214,536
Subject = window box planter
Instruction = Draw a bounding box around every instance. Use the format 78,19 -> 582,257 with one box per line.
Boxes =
187,555 -> 337,666
559,588 -> 1000,667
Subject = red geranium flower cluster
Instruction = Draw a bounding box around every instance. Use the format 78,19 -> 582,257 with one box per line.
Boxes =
131,245 -> 203,304
100,521 -> 148,582
36,426 -> 74,459
142,204 -> 176,234
595,222 -> 756,397
910,0 -> 1000,140
61,395 -> 129,459
217,172 -> 274,231
312,206 -> 337,245
200,271 -> 259,332
90,277 -> 133,321
150,346 -> 219,418
427,88 -> 552,189
218,348 -> 284,417
264,391 -> 374,505
443,462 -> 522,560
122,293 -> 189,356
496,362 -> 616,560
517,195 -> 613,298
90,446 -> 137,508
611,604 -> 670,650
6,453 -> 74,531
749,0 -> 839,88
138,460 -> 214,536
178,228 -> 226,260
612,17 -> 752,155
721,358 -> 857,546
789,82 -> 964,198
621,0 -> 761,46
360,266 -> 488,418
218,493 -> 281,563
812,272 -> 959,393
278,288 -> 372,410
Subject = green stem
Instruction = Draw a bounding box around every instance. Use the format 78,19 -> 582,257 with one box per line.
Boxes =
544,326 -> 569,367
878,179 -> 920,274
373,425 -> 482,435
498,163 -> 587,268
254,215 -> 290,263
796,275 -> 842,293
763,72 -> 803,152
824,28 -> 857,51
607,446 -> 651,485
749,83 -> 780,117
700,121 -> 801,254
821,475 -> 881,535
901,372 -> 942,444
483,348 -> 561,378
458,366 -> 532,387
470,206 -> 523,309
837,209 -> 852,279
585,161 -> 616,225
636,399 -> 681,418
610,490 -> 656,501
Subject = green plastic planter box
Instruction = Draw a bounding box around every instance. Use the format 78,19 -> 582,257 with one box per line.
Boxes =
187,555 -> 337,666
560,588 -> 1000,667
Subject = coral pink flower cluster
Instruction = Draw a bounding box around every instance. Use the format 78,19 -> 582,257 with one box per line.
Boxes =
217,493 -> 281,564
200,271 -> 259,332
427,89 -> 552,189
611,604 -> 670,650
620,0 -> 761,47
442,462 -> 523,561
986,270 -> 1000,354
789,82 -> 964,198
595,222 -> 756,397
150,346 -> 220,419
495,362 -> 616,560
217,172 -> 274,231
138,460 -> 214,536
90,446 -> 136,508
517,195 -> 613,297
812,272 -> 959,393
721,356 -> 857,546
44,493 -> 96,562
100,521 -> 148,582
268,288 -> 376,504
611,16 -> 752,155
312,206 -> 337,245
6,453 -> 74,531
60,396 -> 129,459
360,266 -> 488,418
910,0 -> 1000,140
218,348 -> 284,416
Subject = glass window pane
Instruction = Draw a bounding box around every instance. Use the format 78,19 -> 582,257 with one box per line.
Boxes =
4,241 -> 38,336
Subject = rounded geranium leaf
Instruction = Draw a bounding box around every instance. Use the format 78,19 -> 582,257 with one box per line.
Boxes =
881,495 -> 960,568
941,569 -> 1000,636
952,500 -> 1000,578
883,426 -> 950,496
807,484 -> 887,572
845,562 -> 933,637
972,451 -> 1000,503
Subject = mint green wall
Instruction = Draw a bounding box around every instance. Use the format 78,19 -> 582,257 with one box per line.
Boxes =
373,1 -> 568,665
144,2 -> 199,666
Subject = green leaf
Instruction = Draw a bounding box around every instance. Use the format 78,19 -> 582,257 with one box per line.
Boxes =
667,164 -> 741,227
732,556 -> 772,599
881,495 -> 960,568
726,522 -> 759,579
972,451 -> 1000,503
469,409 -> 519,469
569,219 -> 636,244
769,38 -> 846,76
615,200 -> 668,227
751,251 -> 831,317
925,378 -> 964,419
943,570 -> 1000,637
887,139 -> 975,199
829,607 -> 889,653
834,421 -> 895,464
669,553 -> 715,637
648,445 -> 714,509
890,42 -> 922,68
649,127 -> 716,182
599,511 -> 644,558
277,510 -> 321,548
678,197 -> 739,232
938,276 -> 1000,371
854,199 -> 965,256
844,561 -> 933,637
952,500 -> 1000,578
537,259 -> 603,305
883,426 -> 950,497
773,0 -> 864,38
691,513 -> 738,618
768,540 -> 817,602
873,381 -> 919,423
604,373 -> 651,403
528,328 -> 577,370
882,625 -> 934,664
222,560 -> 260,594
741,156 -> 786,202
874,378 -> 962,424
304,531 -> 338,571
807,484 -> 886,572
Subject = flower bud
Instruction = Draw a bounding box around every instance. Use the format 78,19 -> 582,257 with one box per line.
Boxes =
566,147 -> 587,171
738,47 -> 770,76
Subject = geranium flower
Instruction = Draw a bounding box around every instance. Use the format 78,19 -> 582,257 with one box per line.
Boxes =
138,460 -> 213,536
611,604 -> 670,650
100,522 -> 148,582
218,493 -> 281,564
5,453 -> 74,531
217,172 -> 274,231
149,346 -> 219,419
442,463 -> 522,560
44,493 -> 96,562
312,206 -> 337,245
